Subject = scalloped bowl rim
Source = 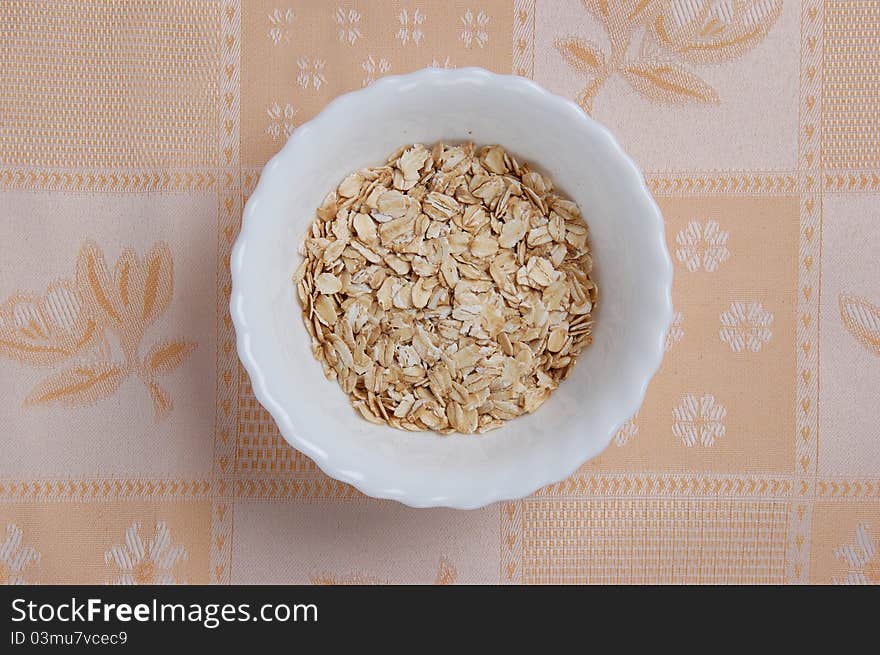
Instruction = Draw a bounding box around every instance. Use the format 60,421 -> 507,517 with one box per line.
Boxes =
231,67 -> 672,509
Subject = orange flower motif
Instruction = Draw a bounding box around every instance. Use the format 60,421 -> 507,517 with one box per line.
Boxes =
0,241 -> 195,419
0,280 -> 98,366
650,0 -> 782,64
75,241 -> 173,362
434,556 -> 457,585
557,0 -> 783,112
839,293 -> 880,357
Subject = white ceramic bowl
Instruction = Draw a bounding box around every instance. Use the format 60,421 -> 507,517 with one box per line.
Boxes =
231,67 -> 672,509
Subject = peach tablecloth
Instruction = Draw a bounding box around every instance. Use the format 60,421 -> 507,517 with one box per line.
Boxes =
1,0 -> 878,584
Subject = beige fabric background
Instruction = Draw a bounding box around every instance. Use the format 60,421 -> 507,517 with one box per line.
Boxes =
0,0 -> 878,585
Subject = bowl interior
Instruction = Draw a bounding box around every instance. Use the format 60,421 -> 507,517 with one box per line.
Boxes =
232,70 -> 671,507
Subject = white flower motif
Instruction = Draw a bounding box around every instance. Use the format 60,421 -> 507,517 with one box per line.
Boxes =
334,6 -> 362,45
362,55 -> 391,87
614,416 -> 638,446
666,310 -> 684,351
0,524 -> 40,585
396,8 -> 426,46
105,522 -> 188,585
297,58 -> 327,90
833,524 -> 880,584
267,8 -> 295,45
430,56 -> 455,69
460,9 -> 489,48
673,394 -> 726,447
720,301 -> 773,352
266,102 -> 297,142
675,219 -> 730,272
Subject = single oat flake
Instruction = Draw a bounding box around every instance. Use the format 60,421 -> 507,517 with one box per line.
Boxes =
294,142 -> 598,434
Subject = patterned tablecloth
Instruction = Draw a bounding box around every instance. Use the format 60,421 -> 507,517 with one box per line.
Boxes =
1,0 -> 878,585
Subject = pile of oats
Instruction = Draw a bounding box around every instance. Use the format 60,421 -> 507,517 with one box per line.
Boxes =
294,142 -> 597,434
